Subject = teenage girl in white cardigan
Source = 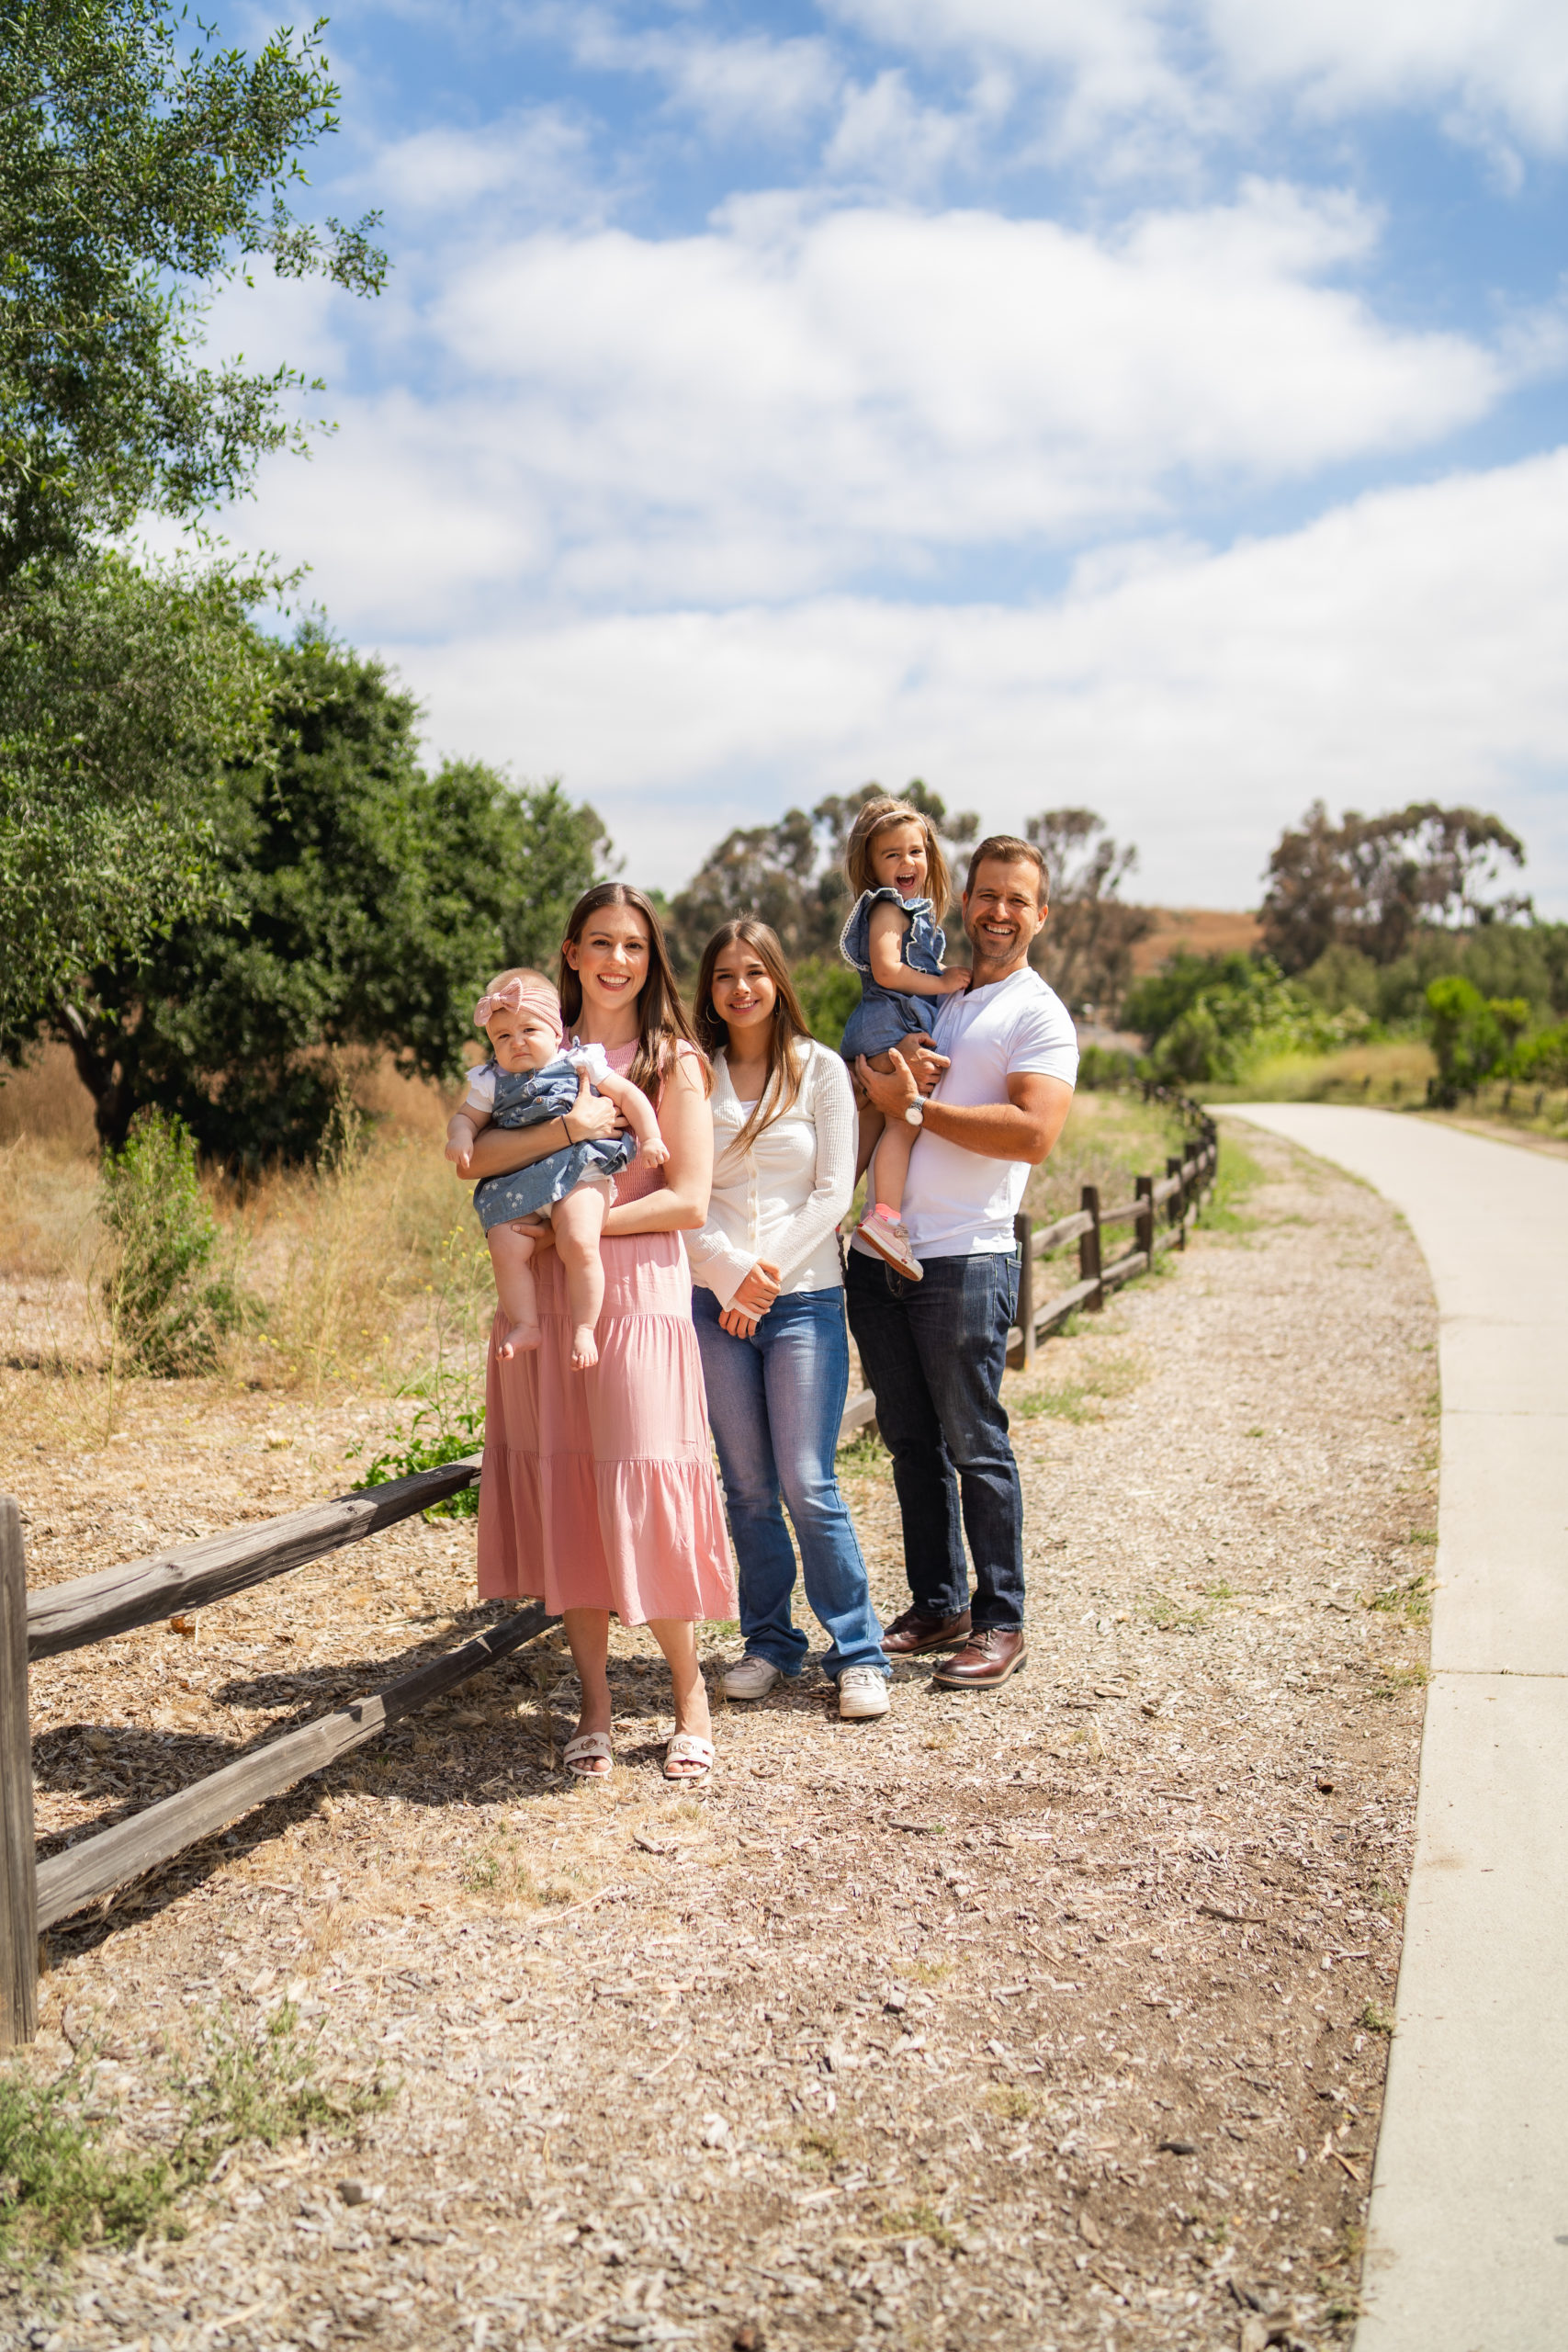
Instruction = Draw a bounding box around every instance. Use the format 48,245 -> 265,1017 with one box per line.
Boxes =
686,919 -> 892,1720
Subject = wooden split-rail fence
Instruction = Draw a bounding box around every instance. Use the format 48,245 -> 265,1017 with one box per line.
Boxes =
0,1089 -> 1217,2046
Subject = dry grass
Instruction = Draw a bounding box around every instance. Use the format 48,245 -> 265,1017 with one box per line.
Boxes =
1023,1087 -> 1191,1227
1205,1039 -> 1437,1107
0,1052 -> 488,1405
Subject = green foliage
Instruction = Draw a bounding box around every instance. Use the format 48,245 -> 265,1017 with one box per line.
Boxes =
0,2000 -> 384,2265
100,1107 -> 244,1374
0,554 -> 277,1042
1076,1044 -> 1140,1088
0,2063 -> 175,2256
1424,976 -> 1506,1102
1260,799 -> 1529,974
1124,951 -> 1348,1083
36,631 -> 609,1160
1513,1023 -> 1568,1087
0,0 -> 385,579
1303,922 -> 1568,1032
178,1998 -> 387,2167
791,955 -> 862,1050
360,1400 -> 484,1520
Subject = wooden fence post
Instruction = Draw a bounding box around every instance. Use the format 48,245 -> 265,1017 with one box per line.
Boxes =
1135,1174 -> 1156,1267
1079,1184 -> 1103,1312
1013,1212 -> 1036,1371
0,1498 -> 38,2047
1167,1155 -> 1187,1250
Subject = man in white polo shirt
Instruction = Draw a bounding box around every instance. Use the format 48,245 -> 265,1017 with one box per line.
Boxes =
848,835 -> 1077,1688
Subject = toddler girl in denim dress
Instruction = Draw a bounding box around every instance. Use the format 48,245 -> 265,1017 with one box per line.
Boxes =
446,969 -> 667,1369
839,798 -> 970,1280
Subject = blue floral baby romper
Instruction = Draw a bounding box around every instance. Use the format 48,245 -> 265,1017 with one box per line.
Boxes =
469,1043 -> 637,1233
838,887 -> 946,1062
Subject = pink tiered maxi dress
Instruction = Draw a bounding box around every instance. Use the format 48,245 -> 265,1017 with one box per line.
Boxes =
476,1041 -> 736,1623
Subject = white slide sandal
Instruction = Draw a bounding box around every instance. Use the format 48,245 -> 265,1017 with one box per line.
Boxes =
563,1732 -> 614,1779
663,1733 -> 714,1782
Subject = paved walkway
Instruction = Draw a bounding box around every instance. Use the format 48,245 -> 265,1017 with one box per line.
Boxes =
1224,1107 -> 1568,2352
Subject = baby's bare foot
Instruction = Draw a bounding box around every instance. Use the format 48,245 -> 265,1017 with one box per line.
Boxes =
570,1324 -> 600,1371
499,1321 -> 542,1362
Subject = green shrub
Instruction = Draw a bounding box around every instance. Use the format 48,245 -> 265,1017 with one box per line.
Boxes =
100,1108 -> 245,1374
1513,1023 -> 1568,1086
1424,976 -> 1505,1103
791,955 -> 862,1051
1077,1044 -> 1140,1088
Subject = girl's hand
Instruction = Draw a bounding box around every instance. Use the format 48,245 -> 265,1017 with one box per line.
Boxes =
731,1259 -> 782,1318
719,1306 -> 760,1339
640,1136 -> 671,1167
446,1141 -> 474,1174
938,967 -> 972,994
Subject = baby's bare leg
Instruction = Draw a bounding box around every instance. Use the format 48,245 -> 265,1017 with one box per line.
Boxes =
552,1186 -> 608,1371
489,1223 -> 541,1360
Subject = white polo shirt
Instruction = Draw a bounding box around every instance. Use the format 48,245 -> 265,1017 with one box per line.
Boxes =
891,966 -> 1078,1261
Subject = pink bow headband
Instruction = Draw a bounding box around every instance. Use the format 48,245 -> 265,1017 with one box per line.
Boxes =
473,978 -> 564,1039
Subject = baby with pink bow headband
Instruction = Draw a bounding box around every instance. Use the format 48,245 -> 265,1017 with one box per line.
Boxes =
446,967 -> 667,1369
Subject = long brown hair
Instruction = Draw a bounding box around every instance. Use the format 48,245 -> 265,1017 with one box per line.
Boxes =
844,795 -> 953,916
558,882 -> 705,1104
692,919 -> 811,1152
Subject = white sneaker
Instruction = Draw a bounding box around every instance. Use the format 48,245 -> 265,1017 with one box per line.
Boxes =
857,1211 -> 923,1281
838,1666 -> 891,1720
722,1654 -> 781,1701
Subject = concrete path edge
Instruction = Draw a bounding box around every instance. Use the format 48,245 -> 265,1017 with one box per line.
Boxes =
1222,1106 -> 1568,2352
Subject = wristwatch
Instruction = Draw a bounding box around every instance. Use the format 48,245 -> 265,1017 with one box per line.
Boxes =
904,1099 -> 924,1127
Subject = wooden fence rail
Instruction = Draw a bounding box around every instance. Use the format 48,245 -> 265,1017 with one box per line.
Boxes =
0,1086 -> 1216,2041
0,1457 -> 525,2047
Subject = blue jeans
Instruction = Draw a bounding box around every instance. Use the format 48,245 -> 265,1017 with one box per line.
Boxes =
693,1286 -> 889,1680
844,1247 -> 1024,1633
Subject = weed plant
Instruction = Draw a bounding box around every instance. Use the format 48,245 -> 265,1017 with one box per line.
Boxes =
100,1108 -> 247,1380
0,2000 -> 387,2267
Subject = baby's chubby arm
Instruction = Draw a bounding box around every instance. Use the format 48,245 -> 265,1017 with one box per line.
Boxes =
594,1069 -> 669,1164
445,1099 -> 492,1177
865,899 -> 969,998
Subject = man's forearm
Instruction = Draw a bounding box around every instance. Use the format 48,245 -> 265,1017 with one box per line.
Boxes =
919,1098 -> 1050,1162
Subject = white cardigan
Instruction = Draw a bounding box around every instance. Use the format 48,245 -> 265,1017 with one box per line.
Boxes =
685,1040 -> 857,1307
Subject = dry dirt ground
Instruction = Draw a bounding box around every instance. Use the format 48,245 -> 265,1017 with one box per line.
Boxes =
0,1120 -> 1438,2352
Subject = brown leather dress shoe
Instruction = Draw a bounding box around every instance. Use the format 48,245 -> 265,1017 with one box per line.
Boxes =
882,1605 -> 973,1657
931,1627 -> 1027,1687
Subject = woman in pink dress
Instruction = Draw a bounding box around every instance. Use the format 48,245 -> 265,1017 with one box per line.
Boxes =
465,883 -> 734,1781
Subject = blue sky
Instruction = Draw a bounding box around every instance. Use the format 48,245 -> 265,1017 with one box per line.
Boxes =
206,0 -> 1568,910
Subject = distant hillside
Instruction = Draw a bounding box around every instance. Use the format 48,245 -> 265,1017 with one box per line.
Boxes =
1128,907 -> 1262,976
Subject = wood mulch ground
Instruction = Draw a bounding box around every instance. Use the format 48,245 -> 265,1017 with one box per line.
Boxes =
0,1117 -> 1438,2352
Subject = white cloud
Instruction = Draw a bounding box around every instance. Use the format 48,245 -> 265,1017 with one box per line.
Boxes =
826,0 -> 1194,140
1203,0 -> 1568,153
559,11 -> 841,142
214,176 -> 1517,629
375,448 -> 1568,915
367,108 -> 604,221
829,0 -> 1568,157
318,181 -> 1492,612
823,68 -> 1015,193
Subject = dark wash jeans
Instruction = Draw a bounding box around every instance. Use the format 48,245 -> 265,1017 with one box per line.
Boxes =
845,1246 -> 1024,1634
